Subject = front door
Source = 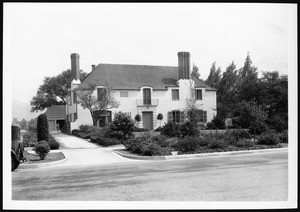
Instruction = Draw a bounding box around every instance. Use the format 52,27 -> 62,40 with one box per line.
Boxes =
142,112 -> 153,130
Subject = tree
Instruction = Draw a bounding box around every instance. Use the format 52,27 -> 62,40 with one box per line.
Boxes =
27,118 -> 37,132
191,63 -> 201,79
111,112 -> 135,140
37,114 -> 49,142
19,119 -> 27,130
157,113 -> 163,126
30,69 -> 88,112
185,80 -> 203,125
206,62 -> 221,89
76,80 -> 120,126
134,114 -> 141,127
237,53 -> 259,102
216,61 -> 239,119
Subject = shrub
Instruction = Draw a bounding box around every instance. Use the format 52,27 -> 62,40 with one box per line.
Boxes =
206,137 -> 227,149
211,115 -> 225,129
49,141 -> 60,150
280,130 -> 288,143
79,124 -> 103,134
180,121 -> 200,138
165,137 -> 179,148
257,131 -> 280,145
37,114 -> 49,142
236,138 -> 255,148
133,126 -> 149,132
174,136 -> 200,152
267,114 -> 288,133
72,129 -> 81,136
35,140 -> 50,160
230,129 -> 251,140
110,112 -> 135,140
134,114 -> 141,122
154,126 -> 163,132
206,122 -> 217,129
161,122 -> 181,138
22,132 -> 37,147
91,137 -> 121,147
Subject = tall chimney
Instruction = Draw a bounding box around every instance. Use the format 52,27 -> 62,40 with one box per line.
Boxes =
91,64 -> 96,71
178,52 -> 191,80
70,53 -> 80,81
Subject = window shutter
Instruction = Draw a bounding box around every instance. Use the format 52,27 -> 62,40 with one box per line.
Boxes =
204,111 -> 207,123
199,90 -> 202,100
74,113 -> 77,121
180,111 -> 185,123
168,112 -> 173,122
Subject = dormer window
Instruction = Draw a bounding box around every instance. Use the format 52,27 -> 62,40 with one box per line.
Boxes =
195,89 -> 202,100
97,88 -> 106,101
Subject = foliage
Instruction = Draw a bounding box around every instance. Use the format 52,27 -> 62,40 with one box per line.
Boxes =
110,112 -> 135,140
235,138 -> 255,148
133,126 -> 149,132
79,124 -> 103,135
75,81 -> 120,126
266,113 -> 288,133
279,130 -> 288,143
206,62 -> 222,89
90,135 -> 121,147
154,126 -> 163,131
35,141 -> 50,160
229,129 -> 251,140
257,131 -> 280,145
49,134 -> 60,150
180,121 -> 200,138
206,122 -> 216,129
174,136 -> 200,152
161,121 -> 181,138
19,119 -> 27,130
207,138 -> 227,149
30,69 -> 88,112
27,118 -> 37,132
134,114 -> 141,122
37,114 -> 49,142
22,131 -> 37,147
191,63 -> 201,79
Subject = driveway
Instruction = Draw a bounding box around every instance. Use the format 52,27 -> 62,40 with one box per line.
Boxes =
51,133 -> 136,167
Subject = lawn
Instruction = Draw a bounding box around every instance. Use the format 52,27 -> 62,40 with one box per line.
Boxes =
23,150 -> 65,164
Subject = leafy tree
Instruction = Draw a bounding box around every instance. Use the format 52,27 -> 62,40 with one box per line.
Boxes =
205,62 -> 221,89
75,80 -> 120,126
27,118 -> 37,132
237,53 -> 259,102
185,80 -> 203,125
191,63 -> 201,79
19,119 -> 27,130
30,69 -> 88,112
157,113 -> 163,126
134,114 -> 141,127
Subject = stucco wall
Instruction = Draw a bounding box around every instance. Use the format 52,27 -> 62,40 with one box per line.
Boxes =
68,79 -> 217,131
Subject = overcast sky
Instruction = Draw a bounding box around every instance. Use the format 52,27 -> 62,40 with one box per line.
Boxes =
4,3 -> 296,104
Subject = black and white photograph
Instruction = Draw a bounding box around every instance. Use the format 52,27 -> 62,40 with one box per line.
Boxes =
3,2 -> 297,210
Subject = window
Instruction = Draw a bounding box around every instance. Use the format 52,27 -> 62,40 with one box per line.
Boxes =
143,88 -> 151,105
120,91 -> 129,98
198,110 -> 207,123
73,91 -> 77,104
168,110 -> 185,123
195,89 -> 202,100
172,89 -> 179,101
97,88 -> 106,101
94,110 -> 112,127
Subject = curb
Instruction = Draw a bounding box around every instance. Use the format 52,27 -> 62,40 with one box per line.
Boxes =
114,147 -> 288,161
18,153 -> 68,169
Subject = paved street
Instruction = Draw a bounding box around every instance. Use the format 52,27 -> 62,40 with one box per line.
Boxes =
12,150 -> 288,201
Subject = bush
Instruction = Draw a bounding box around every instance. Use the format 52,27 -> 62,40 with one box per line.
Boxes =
110,112 -> 135,140
235,138 -> 255,148
279,130 -> 288,143
49,141 -> 60,150
22,132 -> 37,147
230,129 -> 251,140
206,137 -> 227,149
174,136 -> 200,152
91,136 -> 121,147
37,114 -> 49,142
180,121 -> 200,138
206,122 -> 217,129
79,124 -> 103,134
35,140 -> 50,160
267,114 -> 288,133
257,131 -> 280,145
165,137 -> 179,148
133,126 -> 149,132
154,126 -> 163,132
211,115 -> 225,129
161,122 -> 181,138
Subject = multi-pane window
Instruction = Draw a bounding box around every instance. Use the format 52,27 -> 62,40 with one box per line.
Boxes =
168,110 -> 185,123
195,89 -> 203,100
94,110 -> 112,127
143,88 -> 151,105
172,89 -> 179,101
198,110 -> 207,123
97,88 -> 106,101
120,91 -> 129,98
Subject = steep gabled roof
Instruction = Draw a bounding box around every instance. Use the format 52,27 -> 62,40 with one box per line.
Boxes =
81,63 -> 216,90
45,105 -> 66,119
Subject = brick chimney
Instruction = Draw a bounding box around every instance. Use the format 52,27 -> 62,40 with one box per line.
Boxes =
70,53 -> 80,81
91,64 -> 96,71
178,52 -> 191,80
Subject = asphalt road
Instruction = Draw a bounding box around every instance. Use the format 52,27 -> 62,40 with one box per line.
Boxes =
12,151 -> 288,201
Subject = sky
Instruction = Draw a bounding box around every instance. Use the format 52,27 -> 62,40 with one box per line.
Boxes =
4,3 -> 296,105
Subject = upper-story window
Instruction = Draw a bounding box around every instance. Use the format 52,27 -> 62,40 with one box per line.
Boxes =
143,88 -> 151,105
97,88 -> 106,101
73,91 -> 77,104
195,89 -> 203,100
120,91 -> 129,98
172,89 -> 179,101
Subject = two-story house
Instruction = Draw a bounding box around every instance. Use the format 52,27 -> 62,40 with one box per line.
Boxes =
66,52 -> 217,133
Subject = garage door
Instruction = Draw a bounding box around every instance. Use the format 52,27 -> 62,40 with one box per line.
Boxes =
48,120 -> 56,132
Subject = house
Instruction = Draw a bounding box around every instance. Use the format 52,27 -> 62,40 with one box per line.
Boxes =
66,52 -> 217,133
45,105 -> 67,132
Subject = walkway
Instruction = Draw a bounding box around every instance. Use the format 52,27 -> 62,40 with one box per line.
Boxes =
51,133 -> 136,167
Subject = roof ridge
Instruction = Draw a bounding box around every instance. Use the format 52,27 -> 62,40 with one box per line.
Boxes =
96,63 -> 178,68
